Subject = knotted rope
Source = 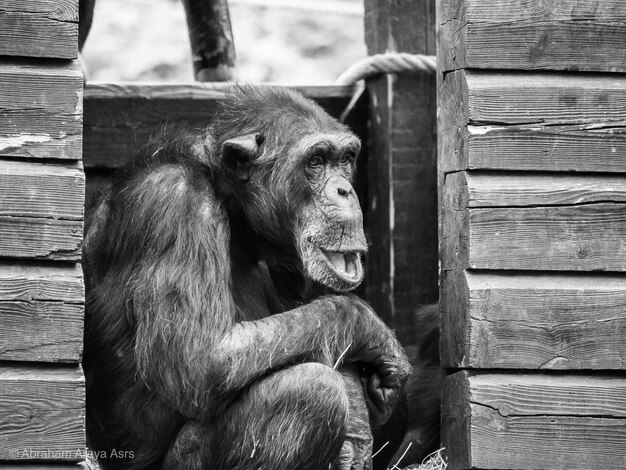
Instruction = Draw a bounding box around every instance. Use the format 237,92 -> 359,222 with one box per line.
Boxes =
336,53 -> 437,121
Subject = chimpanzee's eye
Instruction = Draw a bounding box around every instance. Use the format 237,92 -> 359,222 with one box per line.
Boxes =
341,153 -> 354,167
308,155 -> 324,169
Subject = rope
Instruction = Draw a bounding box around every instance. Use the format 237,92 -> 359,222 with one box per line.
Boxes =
335,52 -> 437,85
336,52 -> 437,122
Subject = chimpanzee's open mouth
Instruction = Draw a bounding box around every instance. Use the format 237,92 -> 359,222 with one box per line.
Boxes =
321,250 -> 363,283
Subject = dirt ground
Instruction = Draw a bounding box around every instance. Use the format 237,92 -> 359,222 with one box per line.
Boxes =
81,0 -> 366,84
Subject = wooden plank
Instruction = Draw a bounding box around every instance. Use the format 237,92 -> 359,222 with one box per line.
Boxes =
443,371 -> 626,470
0,217 -> 82,261
0,0 -> 78,59
438,0 -> 626,73
439,70 -> 626,172
442,172 -> 626,271
0,263 -> 83,363
364,0 -> 438,344
0,60 -> 82,160
0,366 -> 85,461
457,172 -> 626,207
0,263 -> 83,303
0,160 -> 84,262
83,83 -> 354,169
0,161 -> 84,220
441,270 -> 626,369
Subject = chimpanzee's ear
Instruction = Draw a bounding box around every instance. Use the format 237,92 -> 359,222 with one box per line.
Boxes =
221,133 -> 262,181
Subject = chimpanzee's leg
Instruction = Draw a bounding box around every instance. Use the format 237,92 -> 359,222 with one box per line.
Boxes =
165,362 -> 368,470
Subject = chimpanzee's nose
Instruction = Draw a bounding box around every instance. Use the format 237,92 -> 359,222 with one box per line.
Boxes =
325,178 -> 360,214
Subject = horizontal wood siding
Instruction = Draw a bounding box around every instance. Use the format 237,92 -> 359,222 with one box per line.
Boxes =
438,1 -> 626,468
0,366 -> 85,461
0,161 -> 84,261
439,71 -> 626,173
0,0 -> 78,59
0,264 -> 84,362
441,172 -> 626,272
441,270 -> 626,369
439,0 -> 626,72
443,372 -> 626,469
0,60 -> 83,160
0,4 -> 86,463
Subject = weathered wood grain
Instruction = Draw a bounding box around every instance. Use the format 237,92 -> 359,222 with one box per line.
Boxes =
83,83 -> 354,169
0,263 -> 83,303
0,0 -> 78,59
0,263 -> 83,363
0,60 -> 82,160
0,365 -> 85,461
439,0 -> 626,73
439,70 -> 626,172
441,270 -> 626,369
0,217 -> 82,261
443,371 -> 626,470
0,161 -> 84,220
454,172 -> 626,207
364,0 -> 438,344
0,160 -> 84,261
442,171 -> 626,271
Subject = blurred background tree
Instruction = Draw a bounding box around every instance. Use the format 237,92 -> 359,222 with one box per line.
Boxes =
81,0 -> 366,84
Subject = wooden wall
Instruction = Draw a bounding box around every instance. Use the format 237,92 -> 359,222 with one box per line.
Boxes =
0,0 -> 85,467
364,0 -> 439,347
438,1 -> 626,468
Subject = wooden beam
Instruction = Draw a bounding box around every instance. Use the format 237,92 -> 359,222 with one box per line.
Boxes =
0,0 -> 78,59
181,0 -> 236,81
439,0 -> 626,73
0,263 -> 84,363
439,70 -> 626,173
0,60 -> 82,160
83,83 -> 356,170
364,0 -> 438,344
0,365 -> 85,461
442,171 -> 626,272
441,270 -> 626,369
443,371 -> 626,469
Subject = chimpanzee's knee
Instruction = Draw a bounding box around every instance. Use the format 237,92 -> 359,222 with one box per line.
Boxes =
207,362 -> 349,470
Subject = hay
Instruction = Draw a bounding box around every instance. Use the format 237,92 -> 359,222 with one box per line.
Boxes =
391,447 -> 447,470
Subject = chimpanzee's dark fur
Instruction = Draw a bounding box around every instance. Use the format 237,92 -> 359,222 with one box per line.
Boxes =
83,86 -> 410,470
383,305 -> 442,468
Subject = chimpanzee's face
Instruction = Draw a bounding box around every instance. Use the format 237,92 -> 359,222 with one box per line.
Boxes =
219,109 -> 367,292
293,132 -> 367,292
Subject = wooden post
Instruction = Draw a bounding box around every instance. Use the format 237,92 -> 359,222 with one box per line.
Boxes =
181,0 -> 236,82
438,1 -> 626,468
363,0 -> 438,346
0,0 -> 85,466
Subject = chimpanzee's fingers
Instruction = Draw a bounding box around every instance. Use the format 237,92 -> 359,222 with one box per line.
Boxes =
363,372 -> 399,425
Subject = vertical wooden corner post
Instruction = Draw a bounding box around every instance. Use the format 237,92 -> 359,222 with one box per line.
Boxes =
438,1 -> 626,469
363,0 -> 438,347
0,0 -> 86,467
182,0 -> 236,82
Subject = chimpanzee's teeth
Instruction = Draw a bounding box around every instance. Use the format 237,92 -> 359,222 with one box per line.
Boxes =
323,251 -> 359,280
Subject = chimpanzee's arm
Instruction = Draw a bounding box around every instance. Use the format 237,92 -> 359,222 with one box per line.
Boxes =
105,164 -> 409,422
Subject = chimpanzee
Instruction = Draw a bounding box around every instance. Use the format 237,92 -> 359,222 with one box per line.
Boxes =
83,85 -> 411,469
385,305 -> 442,468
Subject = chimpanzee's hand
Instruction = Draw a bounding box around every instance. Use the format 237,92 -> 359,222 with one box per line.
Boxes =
327,295 -> 411,425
